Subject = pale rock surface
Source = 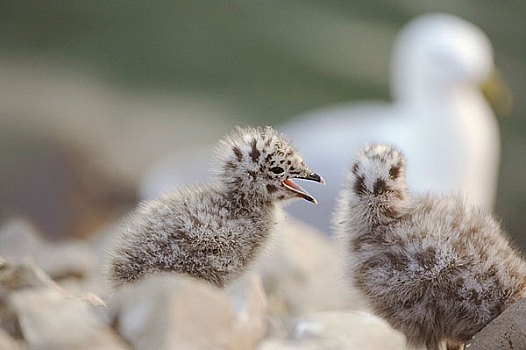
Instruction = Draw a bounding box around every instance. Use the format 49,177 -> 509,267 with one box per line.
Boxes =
10,288 -> 127,350
0,258 -> 125,350
258,311 -> 406,350
0,257 -> 56,291
226,274 -> 268,348
0,218 -> 93,279
0,328 -> 22,350
0,257 -> 57,338
467,298 -> 526,350
257,219 -> 354,318
113,273 -> 267,350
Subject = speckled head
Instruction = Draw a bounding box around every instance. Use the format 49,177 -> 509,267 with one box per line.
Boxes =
215,126 -> 325,204
347,144 -> 407,201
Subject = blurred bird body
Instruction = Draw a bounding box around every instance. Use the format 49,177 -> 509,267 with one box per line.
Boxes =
109,126 -> 324,287
284,13 -> 502,233
334,144 -> 526,350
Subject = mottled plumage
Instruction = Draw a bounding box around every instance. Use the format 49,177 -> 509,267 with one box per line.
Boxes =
109,126 -> 324,288
333,144 -> 526,350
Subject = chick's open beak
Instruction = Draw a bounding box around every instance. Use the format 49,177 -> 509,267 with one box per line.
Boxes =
282,172 -> 325,204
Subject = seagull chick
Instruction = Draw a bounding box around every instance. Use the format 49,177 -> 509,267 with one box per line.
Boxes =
109,126 -> 324,288
333,144 -> 526,350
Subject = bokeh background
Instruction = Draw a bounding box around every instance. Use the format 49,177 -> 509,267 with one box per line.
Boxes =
1,1 -> 525,248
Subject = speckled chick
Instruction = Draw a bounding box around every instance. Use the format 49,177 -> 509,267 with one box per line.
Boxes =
333,144 -> 526,350
109,126 -> 324,288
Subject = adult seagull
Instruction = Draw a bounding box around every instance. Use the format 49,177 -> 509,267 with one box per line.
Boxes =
283,13 -> 511,233
140,13 -> 510,234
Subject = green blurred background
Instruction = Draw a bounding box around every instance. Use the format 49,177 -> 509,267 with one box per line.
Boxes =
0,1 -> 525,247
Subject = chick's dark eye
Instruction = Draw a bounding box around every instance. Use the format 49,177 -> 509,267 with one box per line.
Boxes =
270,166 -> 284,174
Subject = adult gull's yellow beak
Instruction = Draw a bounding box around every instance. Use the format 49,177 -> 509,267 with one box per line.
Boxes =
480,68 -> 513,116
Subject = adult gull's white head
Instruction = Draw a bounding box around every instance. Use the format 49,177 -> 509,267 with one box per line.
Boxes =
392,13 -> 494,103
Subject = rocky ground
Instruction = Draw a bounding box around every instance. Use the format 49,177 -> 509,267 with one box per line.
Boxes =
0,216 -> 524,349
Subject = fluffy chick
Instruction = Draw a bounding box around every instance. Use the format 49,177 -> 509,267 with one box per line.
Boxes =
109,126 -> 324,288
333,144 -> 526,350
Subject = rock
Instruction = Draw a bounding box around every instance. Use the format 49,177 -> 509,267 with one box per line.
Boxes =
0,257 -> 57,338
77,292 -> 107,307
0,328 -> 20,350
227,274 -> 268,348
113,273 -> 267,350
258,311 -> 406,350
0,218 -> 93,279
0,257 -> 56,291
0,258 -> 119,348
467,298 -> 526,349
258,219 -> 353,318
10,288 -> 128,350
